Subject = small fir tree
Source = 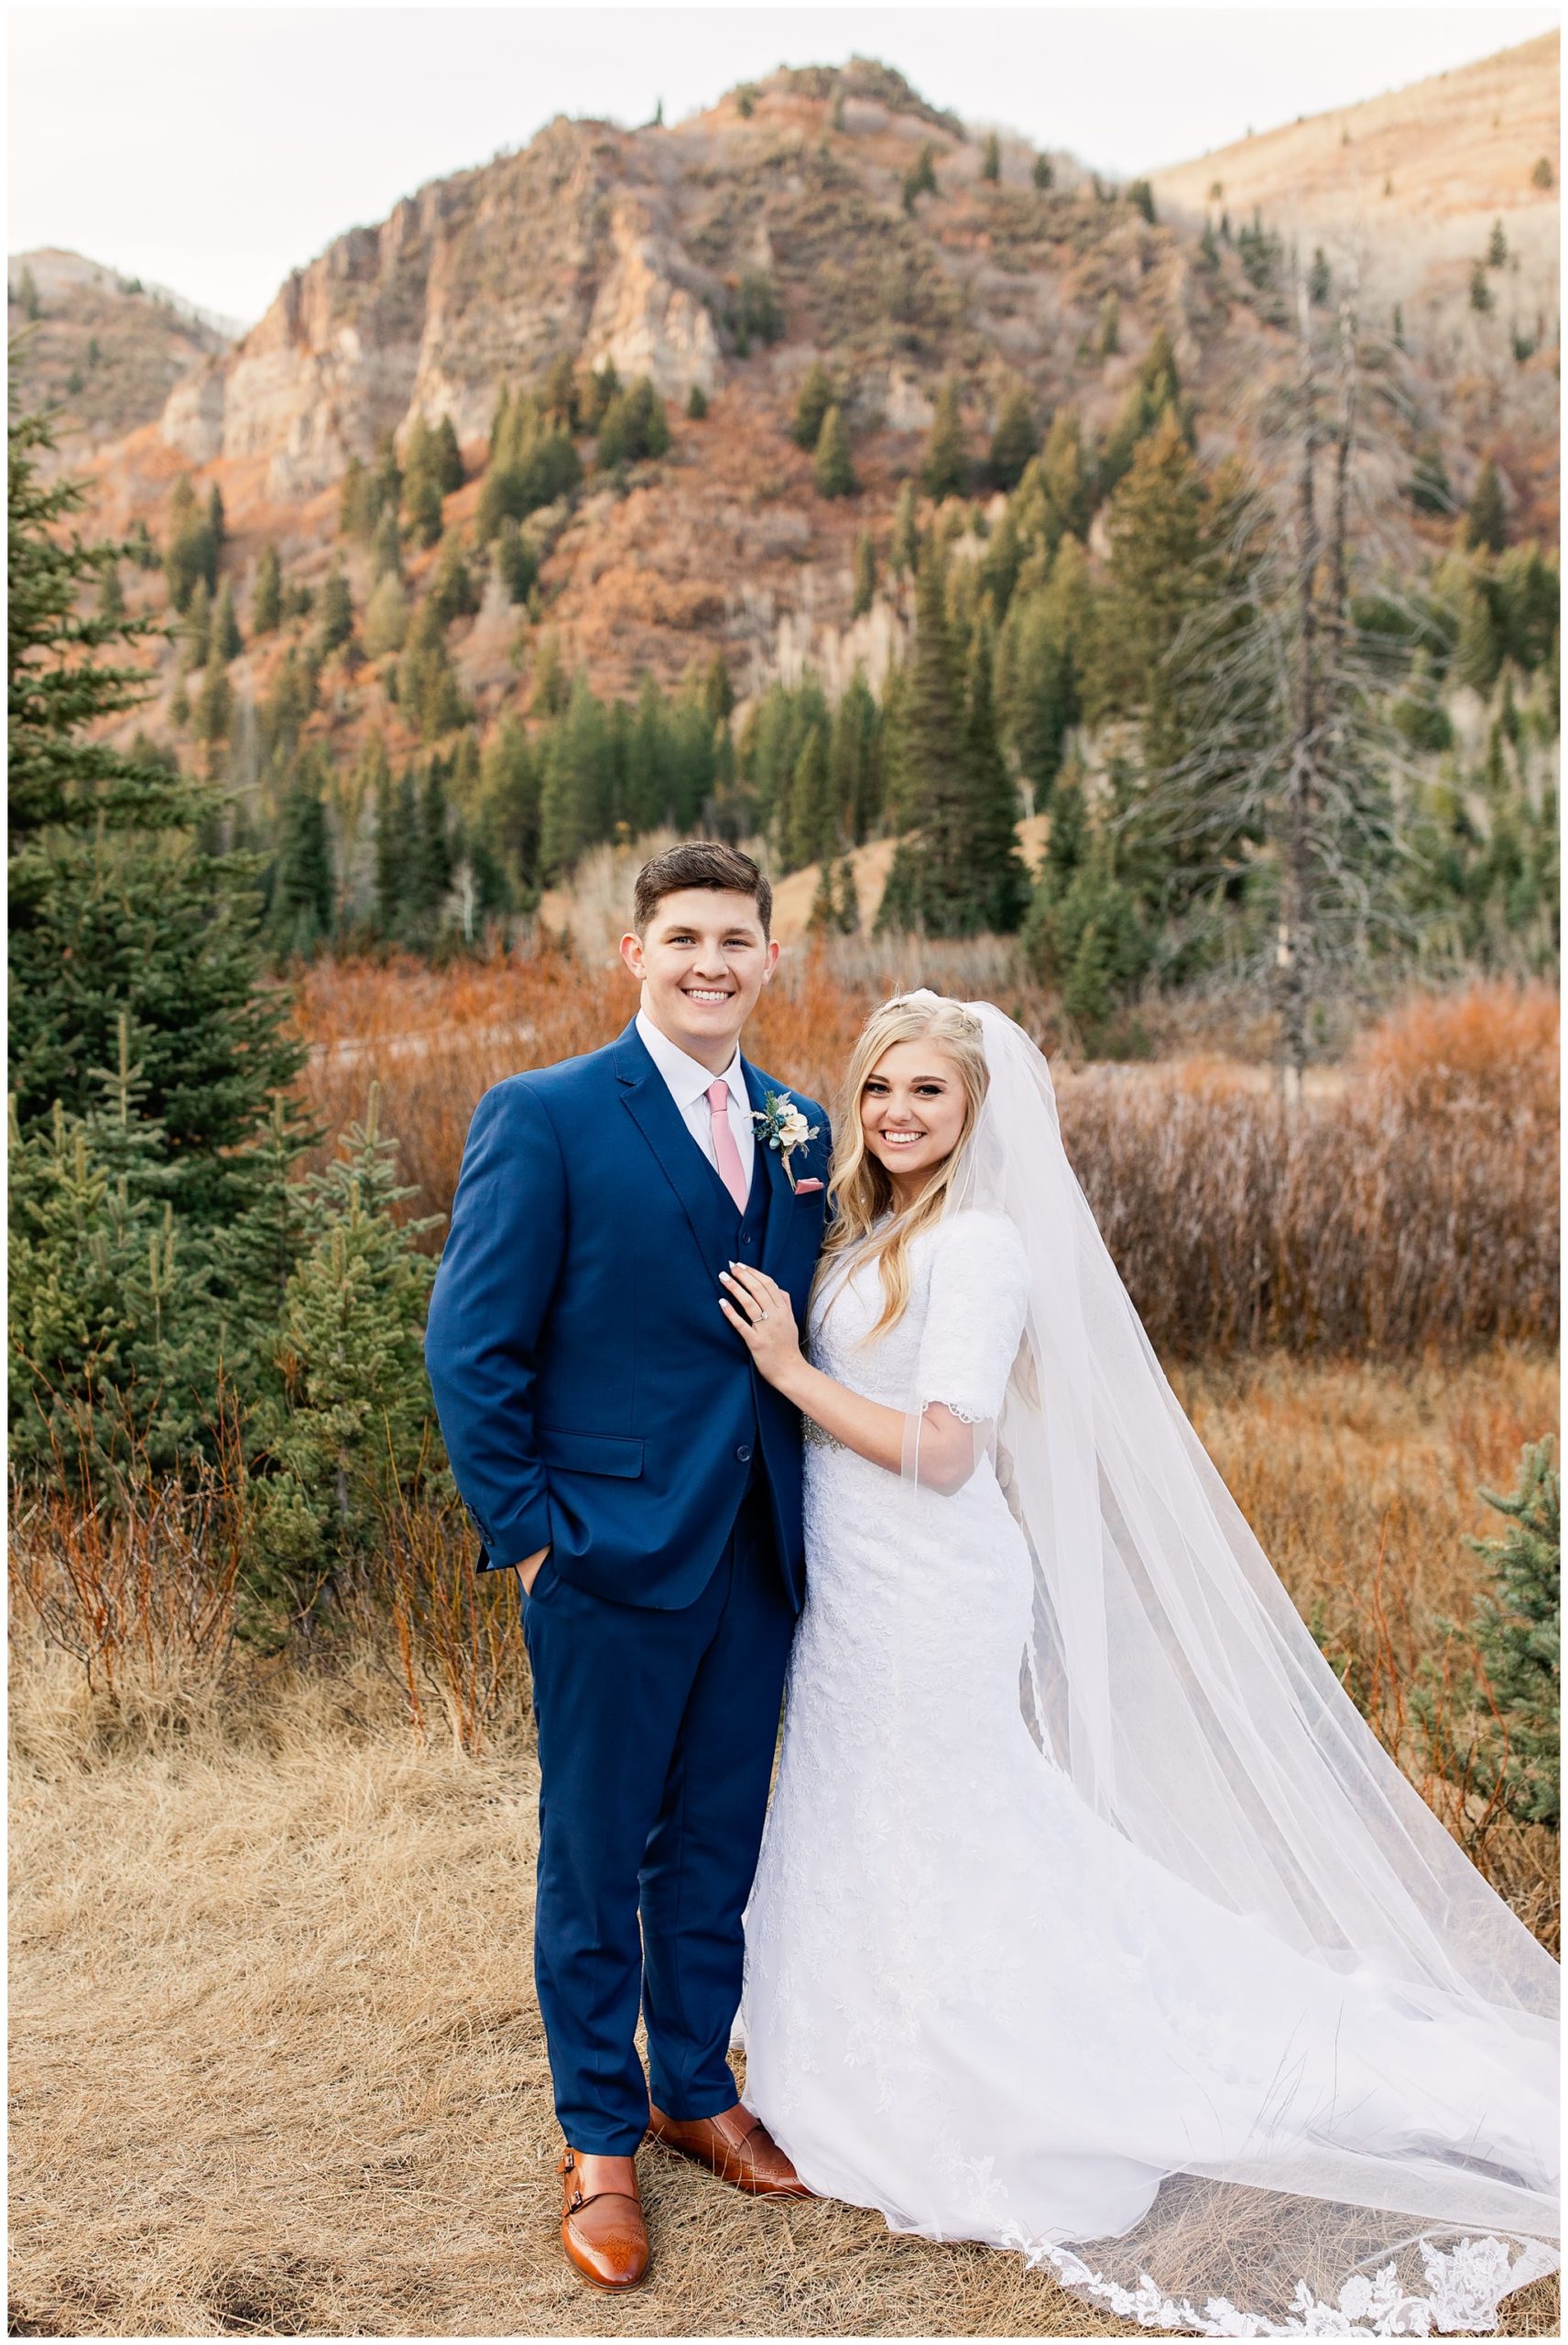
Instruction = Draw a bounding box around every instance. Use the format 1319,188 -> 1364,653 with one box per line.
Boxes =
812,404 -> 857,497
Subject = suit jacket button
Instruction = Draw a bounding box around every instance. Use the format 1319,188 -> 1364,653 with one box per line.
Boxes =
735,1444 -> 753,1463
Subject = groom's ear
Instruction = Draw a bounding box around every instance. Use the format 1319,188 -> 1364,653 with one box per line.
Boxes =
619,930 -> 645,982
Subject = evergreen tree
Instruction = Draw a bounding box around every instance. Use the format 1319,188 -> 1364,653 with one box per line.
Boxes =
1099,327 -> 1189,494
981,131 -> 1001,182
963,618 -> 1030,930
1469,262 -> 1493,314
252,542 -> 282,634
785,721 -> 835,871
339,455 -> 375,540
374,767 -> 412,938
269,766 -> 335,953
408,758 -> 454,924
193,650 -> 232,752
829,666 -> 882,841
372,503 -> 405,584
1486,218 -> 1508,268
902,142 -> 939,210
890,478 -> 920,576
17,265 -> 40,319
1452,584 -> 1504,695
494,515 -> 537,605
318,564 -> 354,653
1465,458 -> 1508,555
989,381 -> 1040,490
880,540 -> 971,931
364,571 -> 409,658
1126,177 -> 1156,224
10,405 -> 306,1225
596,377 -> 670,470
921,380 -> 968,500
1083,406 -> 1208,769
1032,153 -> 1054,191
212,579 -> 243,662
1410,435 -> 1452,516
243,1087 -> 441,1650
1417,1439 -> 1559,1830
852,529 -> 877,617
539,672 -> 613,875
1307,246 -> 1332,305
1098,290 -> 1121,357
430,534 -> 479,626
397,600 -> 466,740
162,474 -> 219,612
791,359 -> 835,452
434,414 -> 464,494
812,404 -> 857,497
479,715 -> 541,895
687,383 -> 708,420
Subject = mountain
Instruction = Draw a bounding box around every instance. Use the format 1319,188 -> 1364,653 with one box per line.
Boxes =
7,246 -> 237,448
44,49 -> 1561,747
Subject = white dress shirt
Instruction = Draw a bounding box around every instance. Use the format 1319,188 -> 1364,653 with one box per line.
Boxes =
636,1008 -> 756,1198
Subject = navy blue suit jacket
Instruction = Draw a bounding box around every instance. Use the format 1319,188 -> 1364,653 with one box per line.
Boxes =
423,1015 -> 831,1612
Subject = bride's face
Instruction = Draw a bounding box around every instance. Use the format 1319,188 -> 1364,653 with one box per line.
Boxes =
860,1042 -> 967,1195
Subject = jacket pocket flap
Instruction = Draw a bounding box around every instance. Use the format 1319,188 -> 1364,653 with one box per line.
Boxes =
537,1427 -> 644,1478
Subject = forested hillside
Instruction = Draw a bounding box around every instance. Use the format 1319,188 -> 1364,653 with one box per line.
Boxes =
13,45 -> 1560,1054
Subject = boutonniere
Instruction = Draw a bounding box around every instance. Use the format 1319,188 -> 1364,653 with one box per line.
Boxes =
751,1090 -> 821,1193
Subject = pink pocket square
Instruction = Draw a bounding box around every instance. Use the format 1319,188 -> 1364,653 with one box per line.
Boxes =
794,1177 -> 824,1195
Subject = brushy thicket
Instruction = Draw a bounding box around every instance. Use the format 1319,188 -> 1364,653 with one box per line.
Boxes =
296,954 -> 1559,1359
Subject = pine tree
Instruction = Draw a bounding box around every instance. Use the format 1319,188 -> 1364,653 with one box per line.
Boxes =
372,504 -> 405,584
1098,290 -> 1121,357
408,759 -> 454,925
981,131 -> 1001,183
882,540 -> 971,932
1417,1438 -> 1559,1830
596,377 -> 670,470
17,265 -> 40,319
989,381 -> 1040,490
852,529 -> 877,616
364,571 -> 409,658
1469,262 -> 1493,314
1126,177 -> 1156,224
194,651 -> 231,752
434,414 -> 464,495
430,533 -> 479,626
1410,435 -> 1452,516
212,579 -> 243,662
786,721 -> 835,870
1032,153 -> 1054,191
963,618 -> 1030,930
687,383 -> 708,420
812,404 -> 857,497
1452,584 -> 1504,695
890,479 -> 920,577
10,406 -> 308,1224
243,1086 -> 442,1650
791,359 -> 835,452
251,542 -> 282,635
339,456 -> 375,540
902,142 -> 939,211
1307,246 -> 1332,305
1486,218 -> 1508,268
162,475 -> 218,613
268,767 -> 335,954
318,564 -> 354,653
1465,458 -> 1508,555
921,380 -> 968,500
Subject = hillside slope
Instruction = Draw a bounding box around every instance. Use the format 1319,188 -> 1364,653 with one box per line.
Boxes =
1150,34 -> 1558,317
7,246 -> 235,447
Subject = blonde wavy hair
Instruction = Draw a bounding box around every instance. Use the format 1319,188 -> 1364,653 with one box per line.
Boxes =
811,994 -> 989,1341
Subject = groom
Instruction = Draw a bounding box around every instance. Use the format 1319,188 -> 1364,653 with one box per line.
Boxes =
423,842 -> 831,2290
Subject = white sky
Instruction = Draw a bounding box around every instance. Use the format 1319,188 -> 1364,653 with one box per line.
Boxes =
8,3 -> 1560,327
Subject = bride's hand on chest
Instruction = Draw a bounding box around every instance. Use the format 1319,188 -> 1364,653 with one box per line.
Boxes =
719,1262 -> 803,1391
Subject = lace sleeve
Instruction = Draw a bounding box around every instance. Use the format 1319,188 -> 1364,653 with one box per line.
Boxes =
915,1211 -> 1029,1423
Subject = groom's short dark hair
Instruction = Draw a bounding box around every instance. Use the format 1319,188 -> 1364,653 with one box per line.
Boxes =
633,842 -> 773,936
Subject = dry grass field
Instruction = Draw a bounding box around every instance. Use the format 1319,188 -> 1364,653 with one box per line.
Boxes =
9,1344 -> 1560,2340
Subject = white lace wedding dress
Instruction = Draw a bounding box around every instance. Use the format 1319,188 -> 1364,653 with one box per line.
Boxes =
739,1208 -> 1559,2339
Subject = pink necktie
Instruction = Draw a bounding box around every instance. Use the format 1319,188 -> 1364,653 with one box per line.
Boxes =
706,1079 -> 749,1213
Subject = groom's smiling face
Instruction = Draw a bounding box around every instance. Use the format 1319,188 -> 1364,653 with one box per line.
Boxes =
620,887 -> 779,1071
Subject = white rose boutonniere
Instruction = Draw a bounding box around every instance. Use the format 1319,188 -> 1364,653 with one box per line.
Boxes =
751,1089 -> 821,1192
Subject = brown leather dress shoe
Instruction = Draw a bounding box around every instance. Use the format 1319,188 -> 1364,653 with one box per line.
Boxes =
648,2100 -> 812,2198
558,2148 -> 650,2290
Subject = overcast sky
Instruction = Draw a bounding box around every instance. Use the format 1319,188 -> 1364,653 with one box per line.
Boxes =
9,4 -> 1559,326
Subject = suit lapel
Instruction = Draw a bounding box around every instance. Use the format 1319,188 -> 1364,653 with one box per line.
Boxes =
745,1058 -> 800,1281
615,1020 -> 735,1268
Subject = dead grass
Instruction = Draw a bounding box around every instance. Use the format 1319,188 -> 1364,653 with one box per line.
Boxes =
9,1347 -> 1559,2339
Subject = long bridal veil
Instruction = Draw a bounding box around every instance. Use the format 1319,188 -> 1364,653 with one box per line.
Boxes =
898,998 -> 1558,2336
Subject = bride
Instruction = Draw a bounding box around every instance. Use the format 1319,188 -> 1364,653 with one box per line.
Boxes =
715,992 -> 1559,2340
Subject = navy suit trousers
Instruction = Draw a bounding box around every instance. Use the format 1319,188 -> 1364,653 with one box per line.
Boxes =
520,1474 -> 795,2153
